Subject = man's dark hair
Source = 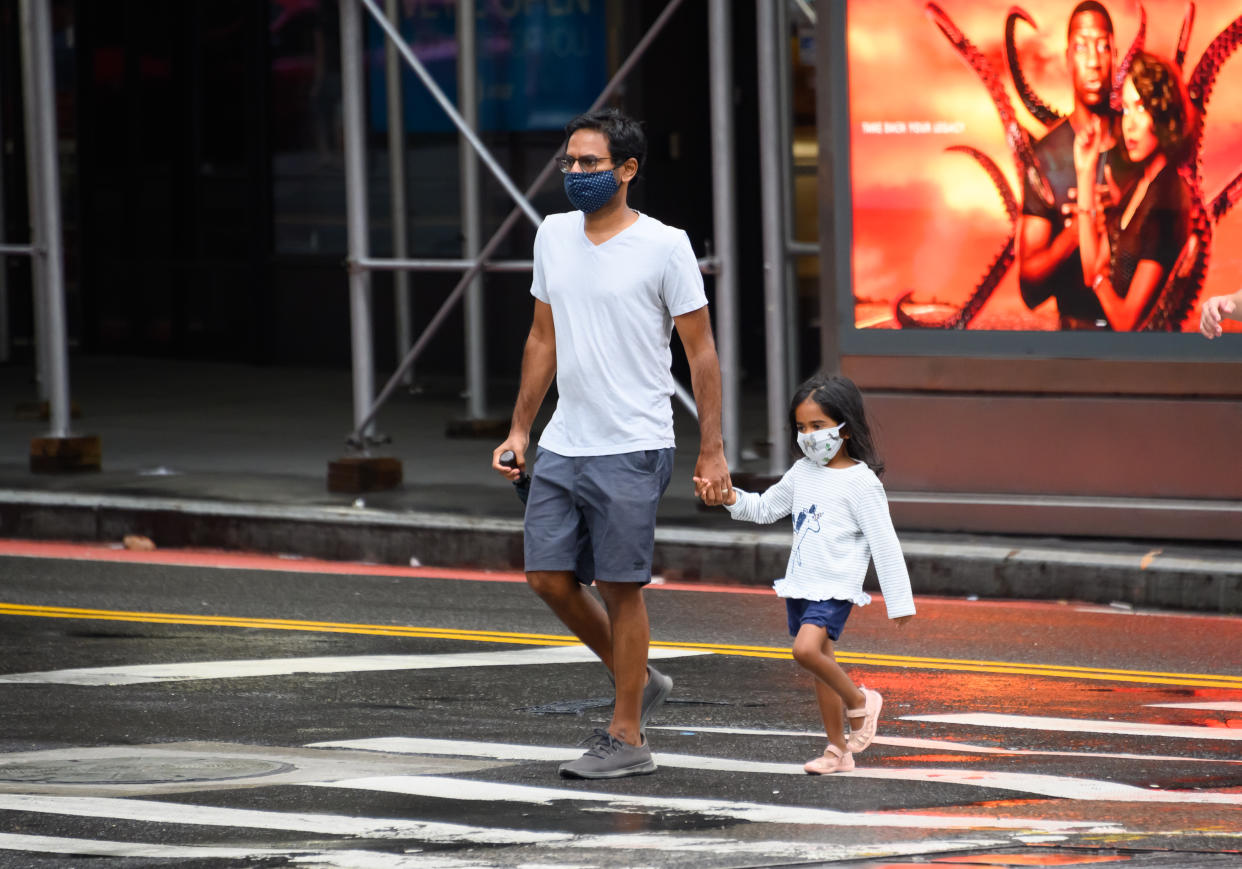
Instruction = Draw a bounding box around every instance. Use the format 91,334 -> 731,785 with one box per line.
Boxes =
1067,1 -> 1114,38
564,108 -> 647,176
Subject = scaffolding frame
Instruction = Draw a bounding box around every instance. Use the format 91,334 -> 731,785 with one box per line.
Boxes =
9,0 -> 819,478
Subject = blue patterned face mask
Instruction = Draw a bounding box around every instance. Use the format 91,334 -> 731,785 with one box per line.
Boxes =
563,169 -> 620,213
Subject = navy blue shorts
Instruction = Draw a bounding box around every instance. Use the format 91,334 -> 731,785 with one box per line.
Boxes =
523,446 -> 675,585
786,597 -> 853,639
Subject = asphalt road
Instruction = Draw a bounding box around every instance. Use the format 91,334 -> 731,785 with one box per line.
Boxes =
0,539 -> 1240,868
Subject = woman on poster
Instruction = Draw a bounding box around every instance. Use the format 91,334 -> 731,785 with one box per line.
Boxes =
1074,52 -> 1195,331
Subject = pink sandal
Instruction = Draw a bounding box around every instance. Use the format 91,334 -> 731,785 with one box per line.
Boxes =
846,687 -> 883,753
804,743 -> 855,774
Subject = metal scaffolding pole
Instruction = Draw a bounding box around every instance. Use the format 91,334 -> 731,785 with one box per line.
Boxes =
384,0 -> 414,387
777,0 -> 799,390
18,0 -> 48,401
458,0 -> 486,419
339,0 -> 377,446
757,0 -> 788,474
0,49 -> 8,364
19,0 -> 69,434
708,0 -> 739,468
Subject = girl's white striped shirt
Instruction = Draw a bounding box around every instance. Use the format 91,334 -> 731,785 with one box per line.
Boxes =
724,458 -> 916,619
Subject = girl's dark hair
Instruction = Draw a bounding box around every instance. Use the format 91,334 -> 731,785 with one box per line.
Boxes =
789,374 -> 884,477
564,107 -> 647,178
1128,51 -> 1196,167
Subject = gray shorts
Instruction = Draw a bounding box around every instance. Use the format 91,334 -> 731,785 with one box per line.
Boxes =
523,446 -> 675,585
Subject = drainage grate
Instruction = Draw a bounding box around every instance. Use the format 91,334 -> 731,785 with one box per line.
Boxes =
0,756 -> 296,785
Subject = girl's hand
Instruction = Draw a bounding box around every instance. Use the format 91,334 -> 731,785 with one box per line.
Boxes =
1200,294 -> 1237,339
892,615 -> 914,628
694,476 -> 736,506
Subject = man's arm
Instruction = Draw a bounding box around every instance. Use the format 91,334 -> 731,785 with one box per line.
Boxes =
492,299 -> 556,478
672,305 -> 730,504
1017,213 -> 1080,308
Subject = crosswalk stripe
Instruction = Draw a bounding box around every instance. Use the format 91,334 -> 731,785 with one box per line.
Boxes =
645,724 -> 1242,764
0,646 -> 703,686
1147,701 -> 1242,712
308,737 -> 1242,804
4,600 -> 1240,688
0,794 -> 569,844
309,775 -> 1121,833
904,713 -> 1242,741
0,833 -> 307,861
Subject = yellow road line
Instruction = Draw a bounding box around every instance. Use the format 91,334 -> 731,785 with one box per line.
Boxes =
4,601 -> 1241,689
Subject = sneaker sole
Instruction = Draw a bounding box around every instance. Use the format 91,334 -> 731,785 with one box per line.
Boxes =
558,759 -> 657,780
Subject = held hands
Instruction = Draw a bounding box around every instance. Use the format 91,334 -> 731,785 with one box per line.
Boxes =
693,476 -> 736,506
1200,294 -> 1238,339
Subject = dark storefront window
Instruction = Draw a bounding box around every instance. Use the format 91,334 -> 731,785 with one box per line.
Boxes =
268,0 -> 607,257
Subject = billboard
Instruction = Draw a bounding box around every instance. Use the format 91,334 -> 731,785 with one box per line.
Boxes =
845,0 -> 1242,336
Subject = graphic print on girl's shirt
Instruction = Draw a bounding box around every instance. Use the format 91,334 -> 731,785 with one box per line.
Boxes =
792,503 -> 821,567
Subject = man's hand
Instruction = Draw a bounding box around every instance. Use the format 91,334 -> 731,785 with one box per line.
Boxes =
1200,293 -> 1238,339
893,615 -> 914,628
693,451 -> 731,506
492,436 -> 529,481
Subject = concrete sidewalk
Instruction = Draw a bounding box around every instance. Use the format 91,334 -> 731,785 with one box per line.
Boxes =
0,357 -> 1238,613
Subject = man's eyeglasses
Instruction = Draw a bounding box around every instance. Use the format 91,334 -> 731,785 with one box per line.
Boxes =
556,155 -> 614,173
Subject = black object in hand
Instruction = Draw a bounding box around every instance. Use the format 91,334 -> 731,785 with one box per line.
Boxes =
499,450 -> 531,504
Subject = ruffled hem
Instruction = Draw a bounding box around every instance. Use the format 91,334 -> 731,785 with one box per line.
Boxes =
772,578 -> 871,607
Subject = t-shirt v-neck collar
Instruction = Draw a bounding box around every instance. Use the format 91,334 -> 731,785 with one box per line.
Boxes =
579,210 -> 643,249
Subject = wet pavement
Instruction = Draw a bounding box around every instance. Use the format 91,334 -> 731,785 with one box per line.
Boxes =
0,541 -> 1239,865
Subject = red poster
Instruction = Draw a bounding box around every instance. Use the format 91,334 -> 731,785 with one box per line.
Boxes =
847,0 -> 1242,332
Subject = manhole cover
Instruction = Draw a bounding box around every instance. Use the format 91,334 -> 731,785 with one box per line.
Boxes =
0,755 -> 296,785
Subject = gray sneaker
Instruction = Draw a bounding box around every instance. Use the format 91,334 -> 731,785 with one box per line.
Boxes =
641,664 -> 673,729
558,728 -> 657,779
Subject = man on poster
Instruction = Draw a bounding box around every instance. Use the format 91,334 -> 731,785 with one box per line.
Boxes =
1018,1 -> 1137,330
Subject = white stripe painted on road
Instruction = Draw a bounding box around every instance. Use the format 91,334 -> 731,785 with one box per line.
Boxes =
0,646 -> 703,686
0,829 -> 1023,868
1147,702 -> 1242,712
905,712 -> 1242,741
310,775 -> 1121,834
0,832 -> 307,861
310,737 -> 1242,804
0,794 -> 569,844
645,724 -> 1242,764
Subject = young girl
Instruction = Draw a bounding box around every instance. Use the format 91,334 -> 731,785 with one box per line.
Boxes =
696,374 -> 915,774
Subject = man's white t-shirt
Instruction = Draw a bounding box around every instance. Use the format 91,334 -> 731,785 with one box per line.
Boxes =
530,210 -> 708,456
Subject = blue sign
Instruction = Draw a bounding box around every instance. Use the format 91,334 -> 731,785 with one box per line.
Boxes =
368,0 -> 608,133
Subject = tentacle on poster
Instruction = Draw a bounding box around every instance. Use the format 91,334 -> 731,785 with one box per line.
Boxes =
1138,178 -> 1210,331
1187,13 -> 1242,115
895,147 -> 1017,329
1005,6 -> 1062,127
1175,2 -> 1195,68
1109,1 -> 1146,112
925,1 -> 1053,207
1209,168 -> 1242,223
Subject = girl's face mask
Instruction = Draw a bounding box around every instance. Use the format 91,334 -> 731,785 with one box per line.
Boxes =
797,422 -> 846,466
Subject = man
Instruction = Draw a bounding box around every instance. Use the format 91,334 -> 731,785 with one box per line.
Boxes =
1018,1 -> 1136,329
492,108 -> 731,779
